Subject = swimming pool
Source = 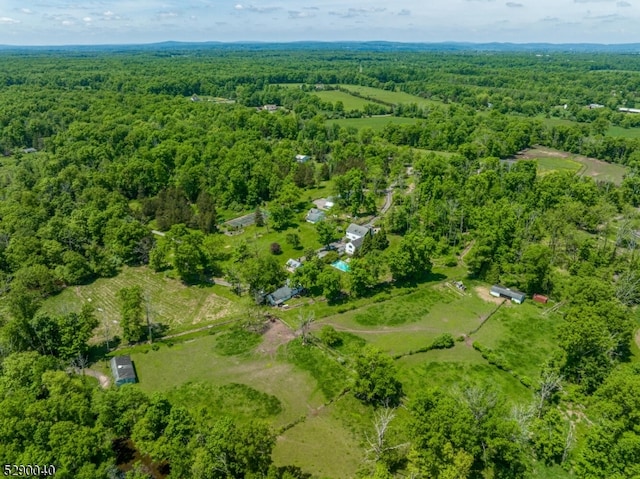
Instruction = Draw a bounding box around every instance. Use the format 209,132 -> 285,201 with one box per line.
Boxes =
331,260 -> 351,272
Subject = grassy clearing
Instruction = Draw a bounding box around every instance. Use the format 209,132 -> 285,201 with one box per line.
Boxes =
516,147 -> 628,185
339,85 -> 443,108
272,401 -> 365,479
327,116 -> 420,131
125,334 -> 324,427
535,157 -> 582,174
213,328 -> 263,356
41,266 -> 241,336
472,302 -> 563,381
317,283 -> 496,356
397,345 -> 534,403
281,338 -> 348,400
166,381 -> 282,423
313,90 -> 374,111
575,155 -> 628,184
608,125 -> 640,139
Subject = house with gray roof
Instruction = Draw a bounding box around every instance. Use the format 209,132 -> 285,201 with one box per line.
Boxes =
306,208 -> 326,224
266,282 -> 303,306
346,223 -> 371,242
345,236 -> 365,255
110,355 -> 137,386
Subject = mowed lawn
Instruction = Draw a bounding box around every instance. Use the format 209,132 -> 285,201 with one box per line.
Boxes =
316,284 -> 498,356
42,266 -> 241,335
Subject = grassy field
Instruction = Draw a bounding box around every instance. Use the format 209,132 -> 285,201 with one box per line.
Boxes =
312,90 -> 377,111
123,333 -> 326,426
41,266 -> 241,337
607,125 -> 640,139
472,301 -> 563,381
516,147 -> 628,185
397,345 -> 534,403
535,157 -> 582,174
272,396 -> 367,479
339,85 -> 443,108
316,284 -> 497,356
327,116 -> 420,131
115,326 -> 366,478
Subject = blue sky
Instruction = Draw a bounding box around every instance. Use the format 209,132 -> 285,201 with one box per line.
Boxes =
0,0 -> 639,45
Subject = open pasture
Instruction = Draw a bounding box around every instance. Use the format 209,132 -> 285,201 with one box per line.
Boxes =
313,90 -> 378,111
317,284 -> 498,356
339,84 -> 443,108
472,301 -> 563,381
397,345 -> 533,403
127,333 -> 325,427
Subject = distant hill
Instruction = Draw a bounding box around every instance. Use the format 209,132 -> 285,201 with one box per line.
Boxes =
0,40 -> 639,54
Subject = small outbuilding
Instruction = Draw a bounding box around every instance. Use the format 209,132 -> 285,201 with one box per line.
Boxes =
490,285 -> 526,304
533,294 -> 549,304
110,355 -> 137,386
295,154 -> 311,163
285,258 -> 302,273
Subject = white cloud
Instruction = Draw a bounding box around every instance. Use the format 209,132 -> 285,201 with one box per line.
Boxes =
0,16 -> 20,24
20,8 -> 33,14
61,20 -> 74,25
83,16 -> 92,22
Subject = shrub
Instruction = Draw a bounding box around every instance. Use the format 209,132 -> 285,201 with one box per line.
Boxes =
318,325 -> 341,347
430,333 -> 455,350
270,242 -> 282,255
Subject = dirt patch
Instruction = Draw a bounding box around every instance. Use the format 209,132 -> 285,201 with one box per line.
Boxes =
636,329 -> 640,350
515,147 -> 570,159
257,318 -> 296,356
474,286 -> 504,305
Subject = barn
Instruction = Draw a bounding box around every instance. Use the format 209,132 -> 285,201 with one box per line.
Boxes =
490,285 -> 526,304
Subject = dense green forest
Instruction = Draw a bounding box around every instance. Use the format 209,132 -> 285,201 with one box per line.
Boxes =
0,47 -> 639,478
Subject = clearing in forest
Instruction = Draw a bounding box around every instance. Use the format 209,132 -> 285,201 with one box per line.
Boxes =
41,266 -> 240,337
317,284 -> 497,356
514,147 -> 628,185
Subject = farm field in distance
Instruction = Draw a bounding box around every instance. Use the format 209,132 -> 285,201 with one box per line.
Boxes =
338,84 -> 444,108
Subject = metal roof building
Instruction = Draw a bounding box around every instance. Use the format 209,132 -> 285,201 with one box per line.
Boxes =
110,355 -> 137,386
490,285 -> 526,304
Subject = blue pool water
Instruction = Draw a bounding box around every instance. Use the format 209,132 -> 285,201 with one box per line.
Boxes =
332,260 -> 351,272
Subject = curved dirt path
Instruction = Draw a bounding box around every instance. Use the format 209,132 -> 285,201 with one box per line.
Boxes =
635,329 -> 640,350
71,368 -> 111,389
320,323 -> 442,335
